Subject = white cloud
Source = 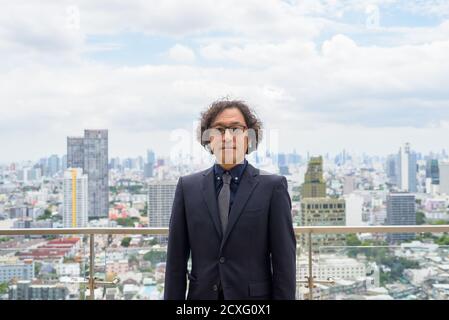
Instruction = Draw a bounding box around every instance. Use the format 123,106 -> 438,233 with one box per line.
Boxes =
6,0 -> 321,40
403,0 -> 449,18
1,1 -> 449,162
167,44 -> 196,63
199,40 -> 317,67
0,2 -> 85,67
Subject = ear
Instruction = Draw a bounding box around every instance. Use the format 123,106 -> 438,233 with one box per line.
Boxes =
246,136 -> 254,154
205,143 -> 214,154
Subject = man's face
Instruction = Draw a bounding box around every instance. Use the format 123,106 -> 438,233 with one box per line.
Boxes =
208,108 -> 248,165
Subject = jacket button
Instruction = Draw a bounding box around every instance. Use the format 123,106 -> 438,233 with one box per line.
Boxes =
219,257 -> 226,263
212,285 -> 218,291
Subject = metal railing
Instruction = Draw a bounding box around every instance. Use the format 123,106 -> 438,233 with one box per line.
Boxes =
1,225 -> 449,300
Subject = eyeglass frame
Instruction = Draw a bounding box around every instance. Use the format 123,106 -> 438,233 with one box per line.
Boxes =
208,125 -> 248,136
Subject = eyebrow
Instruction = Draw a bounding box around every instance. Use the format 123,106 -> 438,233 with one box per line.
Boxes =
211,121 -> 246,127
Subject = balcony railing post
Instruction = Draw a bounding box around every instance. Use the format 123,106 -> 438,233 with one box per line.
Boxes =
308,230 -> 314,300
89,233 -> 95,300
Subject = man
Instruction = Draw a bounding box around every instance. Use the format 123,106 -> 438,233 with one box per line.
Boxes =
164,99 -> 296,300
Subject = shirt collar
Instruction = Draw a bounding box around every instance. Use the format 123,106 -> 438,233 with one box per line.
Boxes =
214,158 -> 248,183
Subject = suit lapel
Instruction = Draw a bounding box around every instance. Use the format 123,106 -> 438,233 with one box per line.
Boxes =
220,163 -> 259,251
201,167 -> 222,239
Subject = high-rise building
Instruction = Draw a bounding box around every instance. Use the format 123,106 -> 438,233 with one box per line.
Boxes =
83,129 -> 109,219
386,155 -> 397,186
334,149 -> 350,166
343,175 -> 356,195
439,162 -> 449,195
123,158 -> 133,170
386,192 -> 416,243
137,156 -> 144,171
38,157 -> 48,177
63,168 -> 88,228
109,157 -> 120,170
397,143 -> 417,192
302,156 -> 326,198
300,157 -> 346,254
47,154 -> 60,177
287,150 -> 301,165
148,180 -> 177,242
17,167 -> 41,183
67,130 -> 109,218
426,159 -> 440,185
344,193 -> 364,226
299,198 -> 346,253
144,150 -> 156,178
425,158 -> 440,194
67,137 -> 84,168
61,154 -> 67,171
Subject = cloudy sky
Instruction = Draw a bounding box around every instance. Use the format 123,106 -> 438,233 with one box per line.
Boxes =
1,0 -> 449,163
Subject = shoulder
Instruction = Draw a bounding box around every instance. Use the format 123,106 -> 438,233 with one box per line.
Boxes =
178,166 -> 212,185
248,164 -> 288,188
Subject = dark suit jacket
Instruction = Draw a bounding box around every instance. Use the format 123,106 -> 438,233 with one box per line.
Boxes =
164,161 -> 296,300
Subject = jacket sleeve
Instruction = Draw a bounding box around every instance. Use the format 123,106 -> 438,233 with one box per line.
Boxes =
269,176 -> 296,300
164,176 -> 190,300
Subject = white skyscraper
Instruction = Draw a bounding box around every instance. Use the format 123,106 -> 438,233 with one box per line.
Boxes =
63,168 -> 88,228
148,180 -> 177,242
439,162 -> 449,195
343,175 -> 356,195
344,193 -> 364,226
397,143 -> 417,192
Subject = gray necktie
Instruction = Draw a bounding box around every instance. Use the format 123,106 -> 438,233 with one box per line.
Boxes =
218,172 -> 232,234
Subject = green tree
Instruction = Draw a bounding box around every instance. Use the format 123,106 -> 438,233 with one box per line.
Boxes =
34,262 -> 42,276
37,209 -> 52,221
432,220 -> 449,225
116,217 -> 139,227
128,185 -> 143,194
140,202 -> 148,217
346,233 -> 362,246
128,254 -> 139,264
0,282 -> 8,294
416,211 -> 425,225
143,251 -> 167,265
377,255 -> 419,284
380,271 -> 391,286
436,234 -> 449,245
121,237 -> 131,247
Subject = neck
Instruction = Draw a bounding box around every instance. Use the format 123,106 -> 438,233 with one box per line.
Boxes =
219,163 -> 238,171
217,158 -> 245,171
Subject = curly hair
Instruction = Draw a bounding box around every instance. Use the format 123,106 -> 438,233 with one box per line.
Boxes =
197,98 -> 263,154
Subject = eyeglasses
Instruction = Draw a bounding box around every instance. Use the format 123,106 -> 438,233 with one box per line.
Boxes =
210,125 -> 248,136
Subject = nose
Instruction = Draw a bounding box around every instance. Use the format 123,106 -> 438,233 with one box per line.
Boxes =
222,129 -> 234,143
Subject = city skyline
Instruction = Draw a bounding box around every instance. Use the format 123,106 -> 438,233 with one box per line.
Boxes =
2,143 -> 448,167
